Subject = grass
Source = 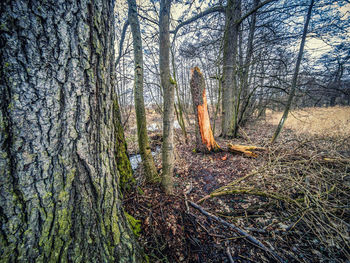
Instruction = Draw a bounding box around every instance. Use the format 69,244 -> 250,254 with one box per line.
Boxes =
267,106 -> 350,138
206,106 -> 350,261
123,105 -> 350,262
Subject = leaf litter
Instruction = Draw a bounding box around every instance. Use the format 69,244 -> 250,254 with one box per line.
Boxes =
124,117 -> 350,262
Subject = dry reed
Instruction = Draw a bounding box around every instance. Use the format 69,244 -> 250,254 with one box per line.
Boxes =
267,106 -> 350,138
208,107 -> 350,261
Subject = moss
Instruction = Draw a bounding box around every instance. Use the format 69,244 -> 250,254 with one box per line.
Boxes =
58,155 -> 68,166
39,210 -> 54,248
57,208 -> 70,235
51,207 -> 72,261
65,168 -> 76,188
0,23 -> 9,32
100,220 -> 106,236
86,68 -> 95,83
170,76 -> 177,85
113,100 -> 135,191
93,34 -> 102,55
69,126 -> 78,140
40,168 -> 76,261
7,102 -> 14,111
111,209 -> 120,244
73,244 -> 83,263
93,12 -> 102,30
125,212 -> 141,237
137,186 -> 144,195
143,254 -> 150,263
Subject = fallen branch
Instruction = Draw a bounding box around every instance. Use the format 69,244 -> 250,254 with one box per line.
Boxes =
228,143 -> 265,157
226,247 -> 234,263
198,170 -> 260,203
280,156 -> 350,165
203,188 -> 303,206
189,201 -> 286,263
321,157 -> 350,164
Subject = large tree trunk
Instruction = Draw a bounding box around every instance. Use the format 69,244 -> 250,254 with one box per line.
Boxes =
159,0 -> 175,194
221,0 -> 240,138
0,0 -> 141,261
128,0 -> 158,181
235,0 -> 259,135
190,67 -> 220,152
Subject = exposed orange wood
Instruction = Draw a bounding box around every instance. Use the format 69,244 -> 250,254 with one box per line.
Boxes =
191,67 -> 220,152
228,143 -> 265,158
197,88 -> 219,151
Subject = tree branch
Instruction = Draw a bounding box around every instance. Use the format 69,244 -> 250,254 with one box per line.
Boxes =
170,0 -> 275,38
189,201 -> 286,263
116,20 -> 129,66
170,5 -> 225,37
236,0 -> 276,25
138,13 -> 159,26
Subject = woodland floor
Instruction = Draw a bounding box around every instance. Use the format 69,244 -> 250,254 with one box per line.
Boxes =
123,107 -> 350,263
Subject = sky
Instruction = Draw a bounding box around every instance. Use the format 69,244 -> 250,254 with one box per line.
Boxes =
305,2 -> 350,59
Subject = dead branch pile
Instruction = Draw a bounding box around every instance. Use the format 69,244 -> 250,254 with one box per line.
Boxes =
201,136 -> 350,261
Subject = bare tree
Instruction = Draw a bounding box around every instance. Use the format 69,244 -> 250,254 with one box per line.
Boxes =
159,0 -> 175,194
221,0 -> 241,138
128,0 -> 158,181
271,0 -> 315,143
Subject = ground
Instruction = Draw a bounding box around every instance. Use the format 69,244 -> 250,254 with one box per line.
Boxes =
123,106 -> 350,263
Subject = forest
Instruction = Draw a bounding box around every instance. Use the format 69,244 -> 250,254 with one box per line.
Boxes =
0,0 -> 349,262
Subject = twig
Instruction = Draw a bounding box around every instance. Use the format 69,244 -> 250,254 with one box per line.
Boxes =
226,246 -> 235,263
189,201 -> 286,263
198,169 -> 260,203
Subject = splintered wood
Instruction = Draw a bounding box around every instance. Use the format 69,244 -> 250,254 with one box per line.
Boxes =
228,143 -> 265,158
190,67 -> 264,156
190,66 -> 220,152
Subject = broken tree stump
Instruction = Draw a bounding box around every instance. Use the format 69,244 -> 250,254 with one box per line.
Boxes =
190,67 -> 220,152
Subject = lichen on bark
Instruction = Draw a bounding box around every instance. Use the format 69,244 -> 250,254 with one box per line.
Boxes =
0,0 -> 141,261
113,99 -> 135,191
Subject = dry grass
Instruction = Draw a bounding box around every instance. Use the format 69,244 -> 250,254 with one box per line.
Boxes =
202,107 -> 350,262
205,140 -> 350,261
267,106 -> 350,138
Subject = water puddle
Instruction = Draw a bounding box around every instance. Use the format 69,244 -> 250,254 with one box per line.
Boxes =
129,146 -> 161,171
147,121 -> 180,132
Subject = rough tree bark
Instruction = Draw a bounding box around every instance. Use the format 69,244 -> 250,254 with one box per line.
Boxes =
159,0 -> 175,194
190,67 -> 220,152
235,0 -> 259,136
114,99 -> 135,191
0,0 -> 141,262
128,0 -> 158,181
271,0 -> 314,143
221,0 -> 240,138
